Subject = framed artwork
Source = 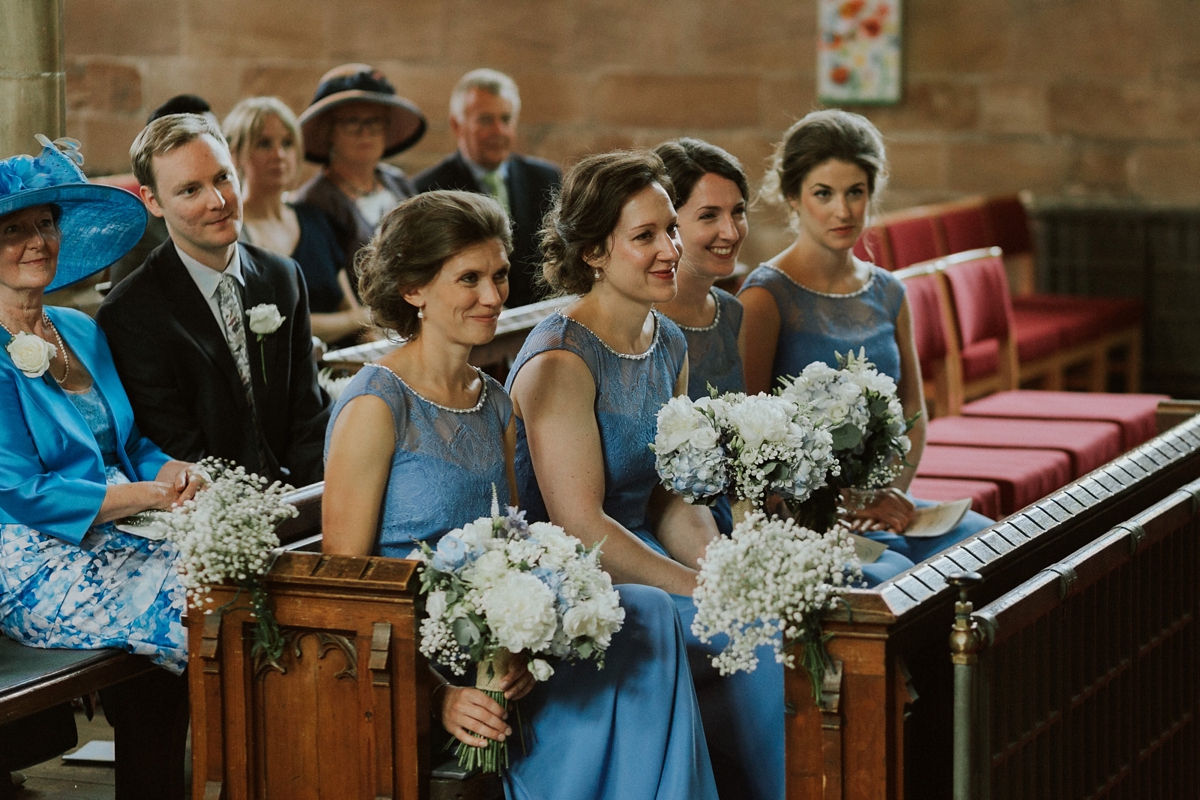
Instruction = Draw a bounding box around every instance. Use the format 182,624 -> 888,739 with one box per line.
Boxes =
818,0 -> 903,105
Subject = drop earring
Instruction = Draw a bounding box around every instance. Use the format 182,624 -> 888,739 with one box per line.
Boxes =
417,308 -> 425,320
593,269 -> 602,281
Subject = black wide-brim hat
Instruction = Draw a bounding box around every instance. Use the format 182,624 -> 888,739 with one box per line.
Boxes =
298,64 -> 427,164
0,135 -> 147,293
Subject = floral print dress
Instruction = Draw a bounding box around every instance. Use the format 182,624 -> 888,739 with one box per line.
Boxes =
0,384 -> 187,673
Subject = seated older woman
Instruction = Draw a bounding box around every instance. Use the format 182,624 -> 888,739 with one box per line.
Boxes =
0,136 -> 201,798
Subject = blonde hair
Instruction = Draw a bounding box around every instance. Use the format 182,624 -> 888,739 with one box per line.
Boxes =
222,97 -> 302,179
129,113 -> 228,193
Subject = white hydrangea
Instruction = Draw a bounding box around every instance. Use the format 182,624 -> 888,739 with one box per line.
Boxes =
692,512 -> 860,675
652,394 -> 730,505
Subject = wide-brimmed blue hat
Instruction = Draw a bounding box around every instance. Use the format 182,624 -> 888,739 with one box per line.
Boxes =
0,135 -> 147,293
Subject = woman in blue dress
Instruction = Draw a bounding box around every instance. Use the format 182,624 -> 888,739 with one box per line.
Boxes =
739,110 -> 991,565
0,137 -> 203,797
504,150 -> 783,800
322,190 -> 718,800
651,137 -> 915,583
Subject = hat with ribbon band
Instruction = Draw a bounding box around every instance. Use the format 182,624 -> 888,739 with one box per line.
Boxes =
298,63 -> 427,164
0,135 -> 147,293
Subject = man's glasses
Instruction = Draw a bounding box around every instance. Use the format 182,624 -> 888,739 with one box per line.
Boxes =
334,116 -> 388,135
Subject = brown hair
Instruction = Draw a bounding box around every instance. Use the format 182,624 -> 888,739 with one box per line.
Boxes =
540,150 -> 674,296
222,97 -> 302,180
761,109 -> 888,217
357,191 -> 512,338
129,113 -> 229,194
654,138 -> 748,208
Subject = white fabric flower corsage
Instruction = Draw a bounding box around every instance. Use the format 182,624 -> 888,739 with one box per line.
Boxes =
246,304 -> 285,337
7,332 -> 57,378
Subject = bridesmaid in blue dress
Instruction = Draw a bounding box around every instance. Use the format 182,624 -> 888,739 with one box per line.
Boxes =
739,110 -> 991,565
505,151 -> 785,800
652,137 -> 915,583
322,190 -> 718,800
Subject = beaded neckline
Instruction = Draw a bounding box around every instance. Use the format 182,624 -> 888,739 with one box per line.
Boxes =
674,288 -> 723,332
762,263 -> 877,299
367,363 -> 488,413
558,311 -> 662,360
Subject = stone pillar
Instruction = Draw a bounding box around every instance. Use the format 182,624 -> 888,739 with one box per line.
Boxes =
0,0 -> 65,157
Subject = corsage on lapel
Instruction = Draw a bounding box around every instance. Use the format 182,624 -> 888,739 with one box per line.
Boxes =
246,304 -> 285,385
6,331 -> 57,379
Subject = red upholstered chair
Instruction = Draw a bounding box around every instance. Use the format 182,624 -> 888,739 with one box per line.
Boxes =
909,477 -> 1002,521
936,201 -> 991,255
885,216 -> 943,269
916,444 -> 1073,517
894,262 -> 959,418
853,225 -> 894,270
983,195 -> 1037,296
961,390 -> 1168,450
924,415 -> 1123,480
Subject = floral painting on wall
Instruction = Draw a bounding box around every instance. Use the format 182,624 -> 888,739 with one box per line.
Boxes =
818,0 -> 902,105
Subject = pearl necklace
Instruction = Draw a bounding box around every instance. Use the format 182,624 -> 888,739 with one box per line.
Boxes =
0,312 -> 70,385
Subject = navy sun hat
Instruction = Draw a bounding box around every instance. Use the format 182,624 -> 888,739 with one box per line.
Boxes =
0,135 -> 148,293
297,64 -> 427,165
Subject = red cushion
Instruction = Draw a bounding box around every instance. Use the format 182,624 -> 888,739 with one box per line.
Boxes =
961,339 -> 1000,382
943,254 -> 1014,346
1009,308 -> 1067,362
909,477 -> 1002,521
984,196 -> 1033,255
904,273 -> 950,364
961,390 -> 1169,449
1013,295 -> 1143,335
887,217 -> 942,269
917,444 -> 1073,516
926,416 -> 1124,478
1012,305 -> 1102,349
853,226 -> 893,270
938,206 -> 990,254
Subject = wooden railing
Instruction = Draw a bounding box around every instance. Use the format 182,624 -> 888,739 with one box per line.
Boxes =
951,476 -> 1200,799
784,413 -> 1200,800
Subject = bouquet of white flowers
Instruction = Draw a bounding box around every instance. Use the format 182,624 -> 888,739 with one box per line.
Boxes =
417,497 -> 625,774
778,349 -> 914,529
161,458 -> 296,665
651,395 -> 731,505
691,511 -> 860,701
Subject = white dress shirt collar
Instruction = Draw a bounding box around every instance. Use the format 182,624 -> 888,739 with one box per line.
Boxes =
176,243 -> 245,330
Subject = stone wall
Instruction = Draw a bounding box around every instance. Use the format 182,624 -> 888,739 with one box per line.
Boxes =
60,0 -> 1200,265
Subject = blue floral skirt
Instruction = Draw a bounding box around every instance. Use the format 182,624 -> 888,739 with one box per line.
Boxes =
0,467 -> 187,674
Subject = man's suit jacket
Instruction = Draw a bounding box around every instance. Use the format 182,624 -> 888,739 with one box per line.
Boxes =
96,241 -> 331,487
0,307 -> 171,545
413,151 -> 562,309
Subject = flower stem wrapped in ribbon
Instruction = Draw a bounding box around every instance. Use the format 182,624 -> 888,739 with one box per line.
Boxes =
417,492 -> 624,774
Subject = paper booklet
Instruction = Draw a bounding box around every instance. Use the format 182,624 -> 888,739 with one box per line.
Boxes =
902,498 -> 972,539
847,533 -> 888,564
113,510 -> 171,540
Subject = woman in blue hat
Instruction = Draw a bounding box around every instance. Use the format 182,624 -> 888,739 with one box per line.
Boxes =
0,135 -> 203,671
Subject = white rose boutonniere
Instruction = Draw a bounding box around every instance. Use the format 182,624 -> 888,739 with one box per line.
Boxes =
7,332 -> 57,379
245,304 -> 285,385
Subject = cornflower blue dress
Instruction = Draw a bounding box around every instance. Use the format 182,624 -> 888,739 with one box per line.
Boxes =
0,309 -> 186,674
326,362 -> 718,800
739,264 -> 991,564
507,311 -> 785,800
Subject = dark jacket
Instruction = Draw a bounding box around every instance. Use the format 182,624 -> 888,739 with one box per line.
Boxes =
96,241 -> 331,486
414,151 -> 561,308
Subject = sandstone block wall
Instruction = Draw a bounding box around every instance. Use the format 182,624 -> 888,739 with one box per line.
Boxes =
59,0 -> 1200,266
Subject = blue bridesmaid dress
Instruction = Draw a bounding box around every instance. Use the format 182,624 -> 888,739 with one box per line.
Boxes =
508,312 -> 786,800
326,363 -> 718,800
739,264 -> 992,564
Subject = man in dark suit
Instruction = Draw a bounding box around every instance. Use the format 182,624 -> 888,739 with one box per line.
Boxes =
97,113 -> 330,487
414,69 -> 561,308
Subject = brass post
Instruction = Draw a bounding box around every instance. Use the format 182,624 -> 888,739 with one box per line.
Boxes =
949,571 -> 984,800
0,0 -> 65,157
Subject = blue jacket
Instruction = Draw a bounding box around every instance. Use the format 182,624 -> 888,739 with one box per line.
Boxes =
0,307 -> 170,545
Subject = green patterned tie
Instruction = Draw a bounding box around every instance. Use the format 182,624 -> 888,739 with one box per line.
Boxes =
480,170 -> 510,214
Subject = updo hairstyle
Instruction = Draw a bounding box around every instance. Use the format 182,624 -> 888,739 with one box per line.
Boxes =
761,109 -> 888,224
654,137 -> 748,209
540,150 -> 675,296
357,190 -> 512,338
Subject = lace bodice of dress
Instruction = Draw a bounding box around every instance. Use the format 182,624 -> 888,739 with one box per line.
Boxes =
739,264 -> 906,385
506,312 -> 687,540
66,384 -> 121,467
677,286 -> 746,399
324,364 -> 513,558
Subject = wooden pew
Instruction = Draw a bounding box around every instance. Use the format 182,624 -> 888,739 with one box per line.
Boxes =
784,413 -> 1200,799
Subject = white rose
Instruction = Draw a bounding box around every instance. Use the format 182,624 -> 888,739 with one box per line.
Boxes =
456,518 -> 495,549
426,590 -> 448,620
246,304 -> 285,336
465,549 -> 509,587
562,595 -> 625,648
480,572 -> 558,653
689,423 -> 719,451
655,396 -> 705,453
7,332 -> 56,378
529,658 -> 554,682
